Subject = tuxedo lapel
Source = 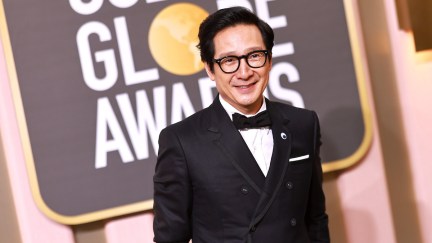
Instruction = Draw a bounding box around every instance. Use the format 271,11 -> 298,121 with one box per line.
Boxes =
249,99 -> 292,228
206,98 -> 266,193
263,99 -> 292,195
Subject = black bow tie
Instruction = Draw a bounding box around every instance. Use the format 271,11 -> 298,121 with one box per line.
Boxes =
232,111 -> 272,130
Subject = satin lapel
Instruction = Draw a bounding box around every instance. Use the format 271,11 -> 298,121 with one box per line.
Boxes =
206,98 -> 266,194
250,100 -> 292,227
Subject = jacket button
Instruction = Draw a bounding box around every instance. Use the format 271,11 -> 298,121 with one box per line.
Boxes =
241,186 -> 249,195
285,181 -> 294,190
290,218 -> 297,226
251,225 -> 256,232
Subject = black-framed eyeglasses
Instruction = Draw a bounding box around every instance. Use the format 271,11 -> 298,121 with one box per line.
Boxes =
212,50 -> 270,74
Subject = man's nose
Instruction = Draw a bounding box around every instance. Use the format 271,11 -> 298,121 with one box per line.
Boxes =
236,58 -> 253,79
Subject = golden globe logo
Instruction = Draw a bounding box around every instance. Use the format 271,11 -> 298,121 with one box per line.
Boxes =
149,3 -> 208,75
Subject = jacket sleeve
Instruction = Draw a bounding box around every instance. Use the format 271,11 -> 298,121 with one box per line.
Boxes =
153,127 -> 192,243
306,112 -> 330,242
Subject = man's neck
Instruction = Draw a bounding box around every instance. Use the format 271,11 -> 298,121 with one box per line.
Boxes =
219,95 -> 266,119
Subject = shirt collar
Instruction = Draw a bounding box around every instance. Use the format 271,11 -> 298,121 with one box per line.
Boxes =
219,95 -> 267,121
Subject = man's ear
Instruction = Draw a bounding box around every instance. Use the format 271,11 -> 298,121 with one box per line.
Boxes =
204,62 -> 215,81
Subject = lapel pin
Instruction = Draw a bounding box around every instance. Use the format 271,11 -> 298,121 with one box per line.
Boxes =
281,132 -> 287,140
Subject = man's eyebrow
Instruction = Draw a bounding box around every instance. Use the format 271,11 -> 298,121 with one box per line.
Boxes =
216,47 -> 264,58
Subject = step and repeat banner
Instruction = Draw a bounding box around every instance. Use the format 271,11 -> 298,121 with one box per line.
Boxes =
0,0 -> 371,224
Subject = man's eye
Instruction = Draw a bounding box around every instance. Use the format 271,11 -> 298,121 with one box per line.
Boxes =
249,52 -> 263,59
222,57 -> 236,65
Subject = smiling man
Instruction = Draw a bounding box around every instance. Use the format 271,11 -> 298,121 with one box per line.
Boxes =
153,6 -> 330,243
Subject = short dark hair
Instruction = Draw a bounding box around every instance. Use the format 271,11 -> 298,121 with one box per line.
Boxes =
197,7 -> 274,72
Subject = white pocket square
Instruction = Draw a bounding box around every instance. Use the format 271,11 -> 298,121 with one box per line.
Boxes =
289,154 -> 309,162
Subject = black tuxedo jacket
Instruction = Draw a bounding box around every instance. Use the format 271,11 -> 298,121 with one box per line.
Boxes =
153,97 -> 329,243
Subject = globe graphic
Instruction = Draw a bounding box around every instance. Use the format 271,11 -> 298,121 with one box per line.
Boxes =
148,3 -> 208,76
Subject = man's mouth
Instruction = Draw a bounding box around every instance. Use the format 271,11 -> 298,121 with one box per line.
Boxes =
235,82 -> 257,89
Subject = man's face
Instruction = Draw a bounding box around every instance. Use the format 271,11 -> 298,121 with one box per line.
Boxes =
204,24 -> 272,115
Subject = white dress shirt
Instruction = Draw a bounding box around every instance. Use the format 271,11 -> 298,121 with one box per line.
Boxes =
219,96 -> 274,176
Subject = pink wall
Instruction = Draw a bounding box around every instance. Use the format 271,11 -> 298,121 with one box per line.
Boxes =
1,0 -> 432,242
384,0 -> 432,242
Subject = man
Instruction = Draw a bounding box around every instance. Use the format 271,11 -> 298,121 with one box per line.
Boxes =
153,6 -> 329,243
